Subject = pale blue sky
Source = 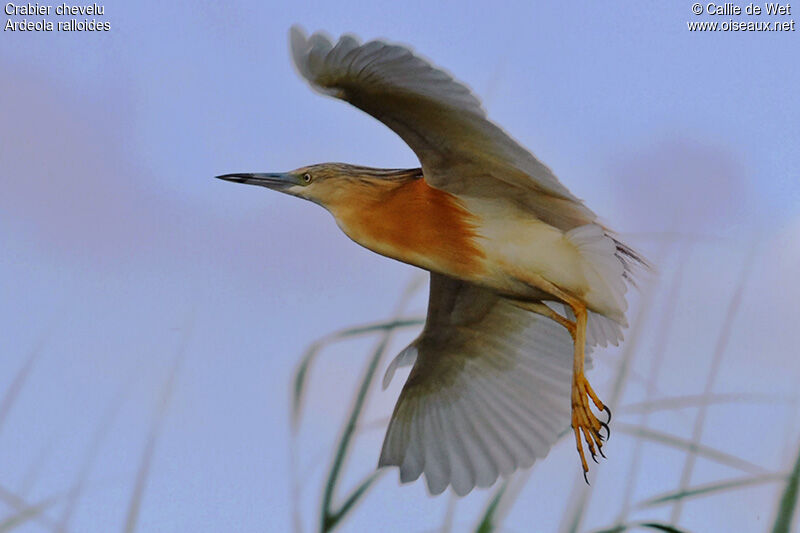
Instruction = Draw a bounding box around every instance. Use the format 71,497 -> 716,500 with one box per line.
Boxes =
1,1 -> 799,532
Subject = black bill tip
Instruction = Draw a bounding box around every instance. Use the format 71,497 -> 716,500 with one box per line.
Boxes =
214,172 -> 298,190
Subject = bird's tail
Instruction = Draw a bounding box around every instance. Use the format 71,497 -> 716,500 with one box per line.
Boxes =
612,236 -> 652,286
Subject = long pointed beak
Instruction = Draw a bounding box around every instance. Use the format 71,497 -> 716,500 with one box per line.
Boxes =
215,172 -> 300,190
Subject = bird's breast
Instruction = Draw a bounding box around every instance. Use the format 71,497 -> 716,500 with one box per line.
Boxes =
331,179 -> 487,279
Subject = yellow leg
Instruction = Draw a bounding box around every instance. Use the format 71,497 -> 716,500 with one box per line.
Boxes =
509,300 -> 576,336
512,273 -> 611,482
568,304 -> 610,483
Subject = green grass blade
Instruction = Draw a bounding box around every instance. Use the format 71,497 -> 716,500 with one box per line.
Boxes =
123,320 -> 191,533
620,393 -> 793,415
770,439 -> 800,533
590,521 -> 694,533
290,318 -> 424,432
474,480 -> 508,533
325,470 -> 384,530
57,377 -> 133,531
0,497 -> 58,532
615,423 -> 767,475
0,342 -> 44,439
637,473 -> 786,508
17,437 -> 55,497
441,493 -> 457,533
319,329 -> 395,532
0,481 -> 86,531
640,525 -> 690,533
317,277 -> 424,532
616,242 -> 690,526
670,244 -> 755,522
0,485 -> 58,531
473,469 -> 533,533
636,524 -> 692,533
290,277 -> 425,533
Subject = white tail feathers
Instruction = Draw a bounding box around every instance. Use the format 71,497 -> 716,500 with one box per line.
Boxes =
565,224 -> 628,323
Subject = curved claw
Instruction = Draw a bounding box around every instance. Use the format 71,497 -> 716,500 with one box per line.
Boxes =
599,421 -> 611,441
598,446 -> 606,459
590,451 -> 599,464
603,405 -> 612,424
583,470 -> 590,485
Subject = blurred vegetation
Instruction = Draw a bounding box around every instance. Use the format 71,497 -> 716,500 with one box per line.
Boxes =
1,241 -> 798,532
289,240 -> 800,533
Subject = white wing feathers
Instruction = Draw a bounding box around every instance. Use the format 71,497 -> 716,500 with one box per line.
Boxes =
382,343 -> 418,390
289,26 -> 584,206
379,274 -> 590,496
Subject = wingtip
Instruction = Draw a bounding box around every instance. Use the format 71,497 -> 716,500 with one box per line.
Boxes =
289,26 -> 337,81
289,25 -> 308,56
289,26 -> 312,81
288,24 -> 306,41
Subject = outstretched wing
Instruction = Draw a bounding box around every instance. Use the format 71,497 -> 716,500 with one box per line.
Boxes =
379,273 -> 589,496
289,26 -> 597,228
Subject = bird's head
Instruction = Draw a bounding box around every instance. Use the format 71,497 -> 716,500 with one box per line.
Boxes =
216,163 -> 419,209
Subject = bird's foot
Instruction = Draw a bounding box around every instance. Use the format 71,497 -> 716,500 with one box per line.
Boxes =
571,372 -> 611,483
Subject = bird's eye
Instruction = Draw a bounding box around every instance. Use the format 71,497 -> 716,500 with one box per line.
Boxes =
302,173 -> 312,183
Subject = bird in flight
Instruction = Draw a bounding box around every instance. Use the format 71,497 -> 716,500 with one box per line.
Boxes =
217,26 -> 645,496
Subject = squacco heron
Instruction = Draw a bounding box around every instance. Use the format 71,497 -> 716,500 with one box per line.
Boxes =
217,27 -> 645,495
